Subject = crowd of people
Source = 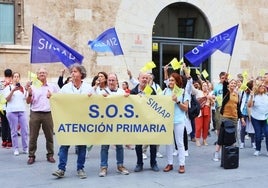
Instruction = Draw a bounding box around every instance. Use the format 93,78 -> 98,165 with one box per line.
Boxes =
0,64 -> 268,179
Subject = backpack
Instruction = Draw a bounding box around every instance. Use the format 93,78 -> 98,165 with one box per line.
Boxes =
188,94 -> 201,120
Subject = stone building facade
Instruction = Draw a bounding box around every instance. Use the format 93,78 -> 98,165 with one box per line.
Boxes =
0,0 -> 267,85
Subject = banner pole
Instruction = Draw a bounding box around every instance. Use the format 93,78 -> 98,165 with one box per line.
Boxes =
226,56 -> 232,74
122,55 -> 129,70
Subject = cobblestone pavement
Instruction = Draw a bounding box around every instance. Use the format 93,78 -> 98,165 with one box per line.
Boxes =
0,131 -> 268,188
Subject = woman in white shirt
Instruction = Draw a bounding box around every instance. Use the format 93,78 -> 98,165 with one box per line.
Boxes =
4,72 -> 28,156
248,81 -> 268,156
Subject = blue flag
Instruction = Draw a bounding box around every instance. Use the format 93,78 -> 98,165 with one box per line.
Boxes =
31,25 -> 84,67
88,27 -> 124,56
184,24 -> 238,67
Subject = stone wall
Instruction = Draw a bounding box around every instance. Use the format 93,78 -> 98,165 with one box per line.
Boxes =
0,0 -> 268,85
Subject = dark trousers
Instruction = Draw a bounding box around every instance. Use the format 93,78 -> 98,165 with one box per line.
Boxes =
211,109 -> 216,130
28,111 -> 54,158
0,111 -> 11,142
190,118 -> 195,139
135,144 -> 157,167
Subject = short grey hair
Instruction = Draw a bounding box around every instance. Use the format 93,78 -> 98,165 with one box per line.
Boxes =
69,63 -> 87,79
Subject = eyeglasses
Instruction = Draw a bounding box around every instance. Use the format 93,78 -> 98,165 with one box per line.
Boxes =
38,72 -> 47,74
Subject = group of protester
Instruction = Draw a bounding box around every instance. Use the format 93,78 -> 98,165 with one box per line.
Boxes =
0,64 -> 268,179
212,71 -> 268,161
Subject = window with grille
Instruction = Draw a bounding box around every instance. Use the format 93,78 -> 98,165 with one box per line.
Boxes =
178,18 -> 195,38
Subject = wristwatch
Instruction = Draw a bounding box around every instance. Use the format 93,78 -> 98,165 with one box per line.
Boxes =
176,101 -> 181,105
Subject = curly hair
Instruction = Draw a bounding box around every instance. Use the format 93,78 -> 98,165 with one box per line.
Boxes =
69,63 -> 87,79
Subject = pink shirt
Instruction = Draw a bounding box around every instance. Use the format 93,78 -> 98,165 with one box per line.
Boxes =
30,83 -> 59,112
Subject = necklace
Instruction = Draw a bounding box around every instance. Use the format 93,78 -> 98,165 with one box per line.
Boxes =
71,82 -> 83,94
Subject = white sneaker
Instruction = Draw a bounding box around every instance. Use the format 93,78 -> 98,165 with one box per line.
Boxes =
253,150 -> 260,156
14,149 -> 19,156
142,153 -> 147,160
252,143 -> 256,149
99,167 -> 107,177
77,169 -> 87,179
239,143 -> 245,149
156,152 -> 163,158
22,148 -> 28,154
185,150 -> 189,157
213,152 -> 220,162
173,150 -> 178,156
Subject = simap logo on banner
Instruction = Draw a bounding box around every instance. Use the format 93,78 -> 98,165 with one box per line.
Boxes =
50,94 -> 174,145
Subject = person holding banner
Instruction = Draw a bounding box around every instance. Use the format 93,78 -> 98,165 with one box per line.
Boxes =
52,63 -> 94,179
93,71 -> 109,94
162,73 -> 189,174
98,73 -> 130,177
130,72 -> 159,172
26,67 -> 59,165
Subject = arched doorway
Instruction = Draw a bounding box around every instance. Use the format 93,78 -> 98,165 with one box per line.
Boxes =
152,2 -> 211,88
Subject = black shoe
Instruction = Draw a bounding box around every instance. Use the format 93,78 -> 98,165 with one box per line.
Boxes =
151,164 -> 159,172
134,165 -> 143,172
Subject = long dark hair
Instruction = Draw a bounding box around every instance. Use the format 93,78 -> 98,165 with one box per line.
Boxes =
97,71 -> 108,85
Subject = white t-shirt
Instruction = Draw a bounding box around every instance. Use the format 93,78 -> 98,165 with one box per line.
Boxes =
60,81 -> 94,94
4,85 -> 27,112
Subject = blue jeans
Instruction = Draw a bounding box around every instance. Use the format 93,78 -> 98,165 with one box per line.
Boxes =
251,116 -> 268,152
58,145 -> 87,171
100,145 -> 124,168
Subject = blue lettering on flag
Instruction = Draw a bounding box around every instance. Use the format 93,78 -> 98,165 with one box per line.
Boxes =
184,24 -> 238,67
88,27 -> 124,56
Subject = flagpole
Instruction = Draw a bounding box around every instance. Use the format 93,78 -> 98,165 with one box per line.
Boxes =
226,55 -> 232,74
122,55 -> 129,70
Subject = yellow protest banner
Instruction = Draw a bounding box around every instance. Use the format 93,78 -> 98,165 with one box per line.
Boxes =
242,70 -> 248,80
0,94 -> 7,115
140,61 -> 156,72
143,84 -> 153,95
259,69 -> 266,77
50,94 -> 174,145
172,85 -> 183,97
28,71 -> 42,88
170,58 -> 183,70
156,87 -> 163,95
202,69 -> 209,79
170,58 -> 180,70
